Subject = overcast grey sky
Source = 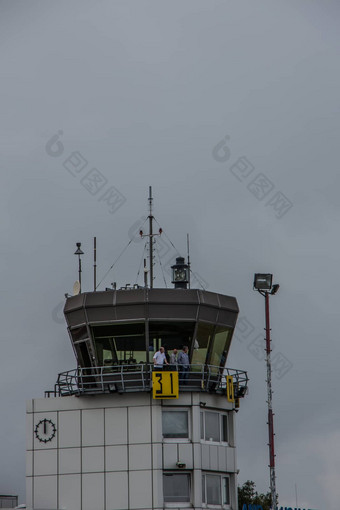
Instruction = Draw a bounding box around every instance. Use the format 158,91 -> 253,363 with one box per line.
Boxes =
1,0 -> 340,507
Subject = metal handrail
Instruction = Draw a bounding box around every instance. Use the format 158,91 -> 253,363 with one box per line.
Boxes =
48,363 -> 248,397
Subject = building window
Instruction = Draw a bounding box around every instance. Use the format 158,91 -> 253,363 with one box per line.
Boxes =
202,473 -> 230,506
210,326 -> 232,367
162,410 -> 189,438
149,321 -> 195,353
200,411 -> 228,443
92,323 -> 146,365
163,473 -> 191,503
191,322 -> 215,367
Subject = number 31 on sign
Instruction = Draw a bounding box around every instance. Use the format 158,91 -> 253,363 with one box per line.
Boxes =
152,371 -> 179,399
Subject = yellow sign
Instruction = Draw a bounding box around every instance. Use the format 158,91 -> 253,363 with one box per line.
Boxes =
152,371 -> 179,399
226,375 -> 235,402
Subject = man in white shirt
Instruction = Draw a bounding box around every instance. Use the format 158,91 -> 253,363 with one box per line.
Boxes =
153,346 -> 169,368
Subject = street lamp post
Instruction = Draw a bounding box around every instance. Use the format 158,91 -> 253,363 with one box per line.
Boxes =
253,273 -> 280,510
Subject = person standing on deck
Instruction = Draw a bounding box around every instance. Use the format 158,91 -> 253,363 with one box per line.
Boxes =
178,345 -> 189,383
153,346 -> 169,368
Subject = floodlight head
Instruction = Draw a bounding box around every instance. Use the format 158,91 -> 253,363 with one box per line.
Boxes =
253,273 -> 273,291
271,284 -> 280,295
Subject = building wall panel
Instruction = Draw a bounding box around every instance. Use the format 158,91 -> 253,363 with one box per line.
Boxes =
26,412 -> 33,451
129,470 -> 153,509
163,443 -> 177,469
217,445 -> 227,472
209,444 -> 219,470
152,469 -> 163,508
106,471 -> 128,510
59,447 -> 81,474
33,475 -> 57,510
82,446 -> 105,473
128,406 -> 151,444
226,446 -> 236,471
201,444 -> 210,470
26,451 -> 33,477
105,444 -> 128,471
25,477 -> 32,510
129,443 -> 152,470
34,449 -> 57,476
59,410 -> 81,448
82,472 -> 104,510
82,409 -> 104,447
178,443 -> 193,469
59,474 -> 81,510
152,443 -> 163,470
105,406 -> 128,445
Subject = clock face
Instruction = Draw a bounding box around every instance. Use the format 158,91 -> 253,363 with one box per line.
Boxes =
34,418 -> 56,443
174,268 -> 187,281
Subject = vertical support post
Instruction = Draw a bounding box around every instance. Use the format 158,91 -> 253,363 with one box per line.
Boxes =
94,237 -> 97,291
148,186 -> 154,288
187,233 -> 191,289
264,292 -> 277,510
78,257 -> 82,292
144,258 -> 148,288
74,242 -> 84,293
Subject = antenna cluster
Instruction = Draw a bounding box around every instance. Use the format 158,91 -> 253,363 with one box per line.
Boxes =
70,187 -> 193,294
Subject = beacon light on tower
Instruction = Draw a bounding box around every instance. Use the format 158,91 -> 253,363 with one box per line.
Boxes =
171,256 -> 189,289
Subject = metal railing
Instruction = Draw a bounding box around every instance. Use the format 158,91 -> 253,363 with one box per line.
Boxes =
45,364 -> 248,398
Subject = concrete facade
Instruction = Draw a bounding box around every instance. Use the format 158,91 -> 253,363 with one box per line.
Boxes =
27,391 -> 237,510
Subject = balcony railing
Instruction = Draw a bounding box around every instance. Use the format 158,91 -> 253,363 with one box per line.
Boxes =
45,364 -> 248,398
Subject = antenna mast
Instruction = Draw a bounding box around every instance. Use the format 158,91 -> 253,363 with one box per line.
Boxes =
139,187 -> 163,288
93,237 -> 97,291
74,242 -> 84,292
148,186 -> 154,288
187,233 -> 191,289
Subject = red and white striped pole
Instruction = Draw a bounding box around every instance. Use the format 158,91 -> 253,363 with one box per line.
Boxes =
265,291 -> 277,510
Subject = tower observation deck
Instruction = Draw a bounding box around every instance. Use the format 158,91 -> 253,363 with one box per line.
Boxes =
51,288 -> 248,398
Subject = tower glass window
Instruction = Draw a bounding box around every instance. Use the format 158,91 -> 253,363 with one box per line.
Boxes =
92,323 -> 146,365
163,473 -> 191,503
191,322 -> 215,369
200,411 -> 228,443
149,321 -> 195,354
70,325 -> 88,342
210,326 -> 232,369
162,410 -> 189,438
202,473 -> 230,506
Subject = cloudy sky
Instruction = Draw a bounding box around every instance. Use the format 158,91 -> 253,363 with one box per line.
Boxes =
1,0 -> 340,507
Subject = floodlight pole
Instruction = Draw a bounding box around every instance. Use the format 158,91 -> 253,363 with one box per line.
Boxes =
253,273 -> 278,510
264,290 -> 277,510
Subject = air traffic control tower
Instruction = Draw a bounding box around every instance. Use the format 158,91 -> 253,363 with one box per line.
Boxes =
26,195 -> 248,510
